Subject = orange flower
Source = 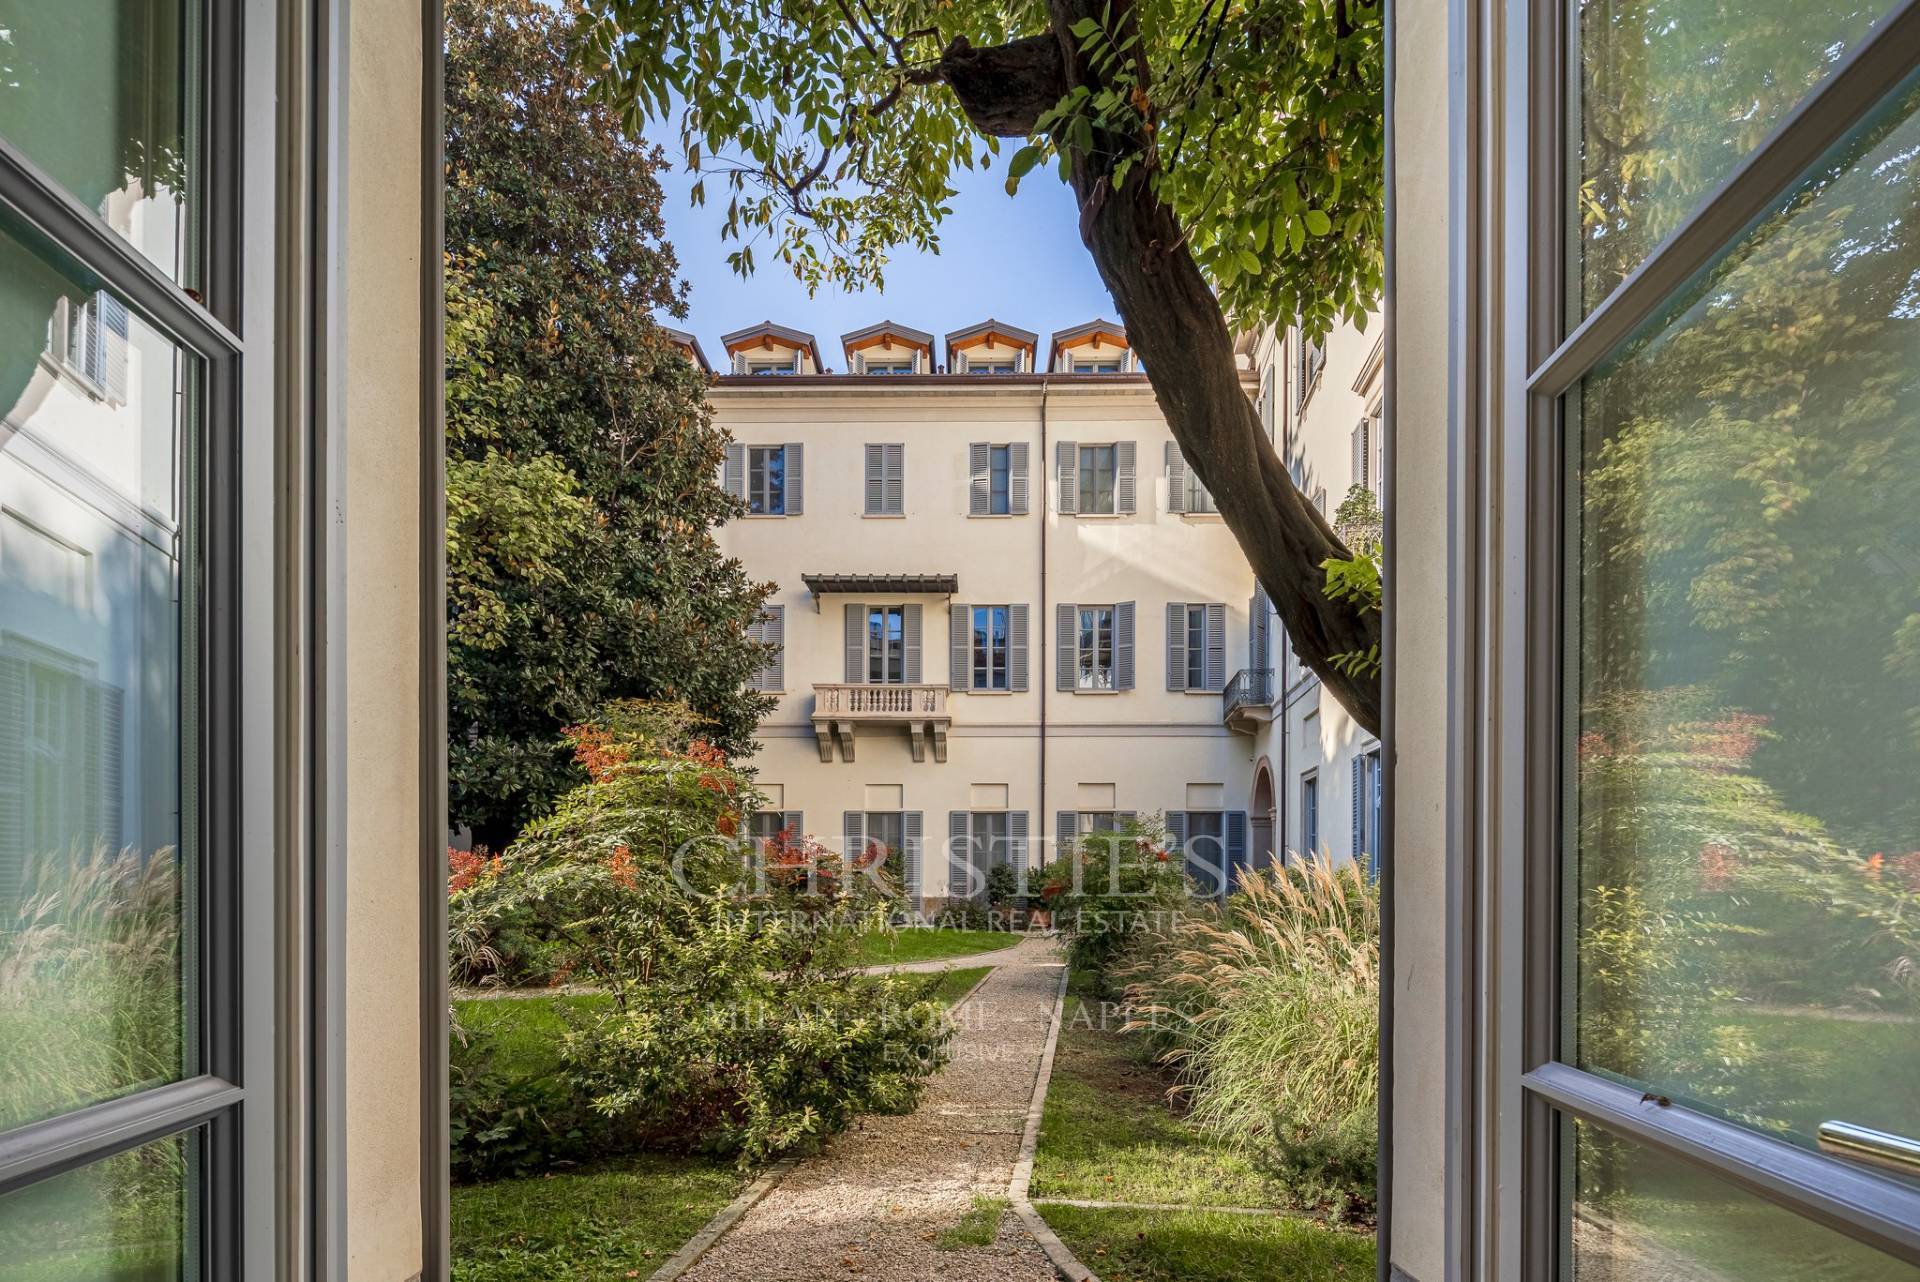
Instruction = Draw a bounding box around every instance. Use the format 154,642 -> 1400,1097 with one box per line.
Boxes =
1864,853 -> 1886,882
606,845 -> 638,890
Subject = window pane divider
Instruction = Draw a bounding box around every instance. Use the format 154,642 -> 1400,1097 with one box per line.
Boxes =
0,136 -> 244,361
0,1075 -> 244,1198
1523,1062 -> 1920,1266
1525,0 -> 1920,400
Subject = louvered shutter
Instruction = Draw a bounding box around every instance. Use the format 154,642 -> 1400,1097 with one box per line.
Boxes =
1165,442 -> 1188,514
903,811 -> 924,901
851,350 -> 866,375
1056,440 -> 1079,513
1009,442 -> 1030,514
949,811 -> 972,899
1167,811 -> 1188,853
783,811 -> 804,841
0,654 -> 25,904
100,294 -> 130,401
884,444 -> 905,514
732,351 -> 749,375
764,606 -> 784,691
1055,811 -> 1078,860
1352,756 -> 1365,860
1056,603 -> 1077,691
1251,586 -> 1270,671
844,811 -> 866,866
1115,441 -> 1137,513
1008,604 -> 1030,692
1115,602 -> 1135,690
1351,419 -> 1371,492
80,680 -> 123,854
724,444 -> 745,501
1227,811 -> 1248,887
784,443 -> 804,514
950,604 -> 970,691
1166,602 -> 1188,691
969,444 -> 991,515
1010,811 -> 1030,882
1205,603 -> 1226,692
902,604 -> 922,683
865,444 -> 884,514
845,603 -> 866,682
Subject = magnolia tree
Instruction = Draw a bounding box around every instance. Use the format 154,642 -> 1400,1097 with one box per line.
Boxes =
576,0 -> 1386,733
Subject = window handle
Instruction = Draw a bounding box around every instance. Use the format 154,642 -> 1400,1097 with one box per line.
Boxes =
1818,1121 -> 1920,1176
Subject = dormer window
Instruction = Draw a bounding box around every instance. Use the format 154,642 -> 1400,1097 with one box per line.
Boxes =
746,358 -> 796,376
842,321 -> 934,376
966,358 -> 1020,374
946,321 -> 1038,376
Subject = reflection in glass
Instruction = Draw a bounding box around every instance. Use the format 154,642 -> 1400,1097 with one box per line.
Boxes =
0,1129 -> 198,1280
1573,0 -> 1889,316
0,3 -> 202,285
1568,1120 -> 1919,1281
1569,78 -> 1920,1166
0,222 -> 195,1130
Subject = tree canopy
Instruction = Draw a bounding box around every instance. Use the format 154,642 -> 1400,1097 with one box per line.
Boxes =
446,0 -> 774,848
577,0 -> 1386,732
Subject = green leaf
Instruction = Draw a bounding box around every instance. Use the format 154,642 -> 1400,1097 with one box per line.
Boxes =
1304,209 -> 1333,236
1004,144 -> 1045,195
1238,248 -> 1262,275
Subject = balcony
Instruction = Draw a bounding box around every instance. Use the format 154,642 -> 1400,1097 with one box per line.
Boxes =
1222,667 -> 1275,734
812,682 -> 952,762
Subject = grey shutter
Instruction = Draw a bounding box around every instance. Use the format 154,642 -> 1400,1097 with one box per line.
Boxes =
1351,421 -> 1366,491
1115,601 -> 1136,690
1010,811 -> 1030,881
1056,440 -> 1079,513
1167,811 -> 1188,853
1352,756 -> 1365,859
844,811 -> 866,865
0,655 -> 25,904
765,606 -> 784,691
851,350 -> 866,375
865,444 -> 884,514
732,351 -> 749,374
969,443 -> 991,515
1115,441 -> 1137,513
1227,811 -> 1248,884
83,680 -> 123,854
785,443 -> 804,514
904,811 -> 924,901
1009,604 -> 1030,692
1055,811 -> 1078,860
783,811 -> 804,840
724,444 -> 745,500
1166,602 -> 1188,691
949,811 -> 972,899
1251,586 -> 1270,671
845,603 -> 866,682
1165,442 -> 1188,514
903,604 -> 922,683
950,604 -> 970,691
884,443 -> 905,514
1205,603 -> 1227,692
1056,603 -> 1077,692
1009,442 -> 1030,514
100,293 -> 129,401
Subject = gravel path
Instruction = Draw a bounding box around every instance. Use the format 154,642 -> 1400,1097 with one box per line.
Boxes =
679,934 -> 1066,1282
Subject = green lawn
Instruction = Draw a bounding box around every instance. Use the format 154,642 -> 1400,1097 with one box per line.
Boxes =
917,965 -> 994,1007
1035,1204 -> 1376,1282
451,1153 -> 743,1282
1032,975 -> 1376,1281
852,926 -> 1019,966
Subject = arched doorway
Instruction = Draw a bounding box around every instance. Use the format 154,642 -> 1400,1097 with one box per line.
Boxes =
1250,760 -> 1277,871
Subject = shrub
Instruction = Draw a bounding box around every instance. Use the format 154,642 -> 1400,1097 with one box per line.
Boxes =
1122,857 -> 1379,1217
1045,815 -> 1191,988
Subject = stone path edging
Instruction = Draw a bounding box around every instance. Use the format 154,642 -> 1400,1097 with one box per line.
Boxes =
1007,963 -> 1103,1282
646,1157 -> 798,1282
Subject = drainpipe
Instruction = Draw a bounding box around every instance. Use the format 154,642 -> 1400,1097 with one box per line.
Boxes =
1037,376 -> 1050,877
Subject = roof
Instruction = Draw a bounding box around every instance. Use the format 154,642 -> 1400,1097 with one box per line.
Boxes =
840,320 -> 936,361
658,324 -> 711,373
945,318 -> 1039,350
1047,317 -> 1130,370
801,572 -> 959,599
719,321 -> 825,369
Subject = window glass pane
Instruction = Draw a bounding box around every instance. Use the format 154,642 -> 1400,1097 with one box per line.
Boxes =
0,223 -> 196,1130
0,5 -> 202,286
1568,79 -> 1920,1163
0,1128 -> 199,1280
990,607 -> 1007,690
1566,1119 -> 1920,1281
1571,0 -> 1891,318
1186,608 -> 1206,687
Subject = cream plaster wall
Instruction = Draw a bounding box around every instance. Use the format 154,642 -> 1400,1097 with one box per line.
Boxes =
714,377 -> 1261,890
344,0 -> 426,1274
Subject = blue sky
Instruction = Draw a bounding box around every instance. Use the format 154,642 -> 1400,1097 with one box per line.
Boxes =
651,151 -> 1119,368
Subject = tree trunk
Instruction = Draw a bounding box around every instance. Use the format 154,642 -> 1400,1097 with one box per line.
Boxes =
934,5 -> 1384,736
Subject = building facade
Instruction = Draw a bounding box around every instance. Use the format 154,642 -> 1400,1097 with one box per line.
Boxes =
711,319 -> 1265,905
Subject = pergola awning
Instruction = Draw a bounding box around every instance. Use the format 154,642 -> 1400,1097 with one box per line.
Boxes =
801,572 -> 958,607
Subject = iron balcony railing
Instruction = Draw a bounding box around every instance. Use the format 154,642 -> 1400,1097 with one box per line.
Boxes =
1222,667 -> 1274,723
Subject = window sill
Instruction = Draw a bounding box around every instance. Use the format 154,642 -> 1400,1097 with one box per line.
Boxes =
862,512 -> 907,519
1177,511 -> 1224,522
741,513 -> 794,519
963,688 -> 1017,696
967,512 -> 1023,519
1066,511 -> 1126,519
1067,688 -> 1125,695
